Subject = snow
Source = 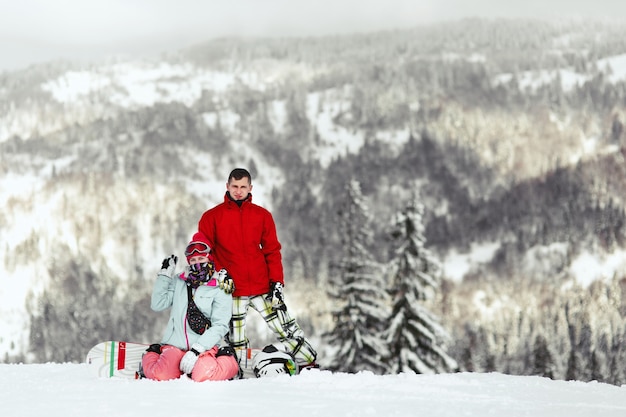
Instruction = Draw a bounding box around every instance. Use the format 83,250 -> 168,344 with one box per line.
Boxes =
201,110 -> 241,132
443,241 -> 626,286
442,242 -> 500,282
569,249 -> 626,287
599,53 -> 626,83
493,52 -> 626,93
1,363 -> 624,417
41,62 -> 240,108
301,89 -> 410,168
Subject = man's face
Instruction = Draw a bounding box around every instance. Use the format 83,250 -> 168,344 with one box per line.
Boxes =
227,177 -> 252,201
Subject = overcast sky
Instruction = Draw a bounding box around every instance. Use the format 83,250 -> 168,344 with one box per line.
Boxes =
1,0 -> 624,72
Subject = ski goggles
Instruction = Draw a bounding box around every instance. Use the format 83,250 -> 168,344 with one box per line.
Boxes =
185,241 -> 210,257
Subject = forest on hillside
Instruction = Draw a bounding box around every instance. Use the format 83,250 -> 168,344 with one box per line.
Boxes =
1,18 -> 626,384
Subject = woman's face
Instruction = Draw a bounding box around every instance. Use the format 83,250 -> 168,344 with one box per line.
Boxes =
188,255 -> 209,265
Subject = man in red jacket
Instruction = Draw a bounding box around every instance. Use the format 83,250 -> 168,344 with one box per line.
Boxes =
198,168 -> 317,371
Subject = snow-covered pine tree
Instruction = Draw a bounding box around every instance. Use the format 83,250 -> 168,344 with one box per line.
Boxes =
324,180 -> 390,374
385,192 -> 458,374
532,334 -> 555,379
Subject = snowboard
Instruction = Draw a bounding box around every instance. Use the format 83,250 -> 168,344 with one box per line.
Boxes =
85,341 -> 261,379
235,347 -> 262,379
85,341 -> 148,379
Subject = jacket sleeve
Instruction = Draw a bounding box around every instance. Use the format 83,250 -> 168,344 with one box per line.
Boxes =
151,274 -> 175,311
196,291 -> 232,350
261,210 -> 284,285
198,210 -> 224,271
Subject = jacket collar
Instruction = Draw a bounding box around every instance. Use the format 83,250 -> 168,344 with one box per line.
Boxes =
224,192 -> 252,207
177,272 -> 217,287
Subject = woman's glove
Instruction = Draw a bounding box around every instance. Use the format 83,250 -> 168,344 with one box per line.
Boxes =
179,343 -> 205,375
159,255 -> 177,278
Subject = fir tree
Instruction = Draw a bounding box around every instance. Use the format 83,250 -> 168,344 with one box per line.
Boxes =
385,193 -> 458,374
324,180 -> 390,374
532,334 -> 555,379
566,349 -> 580,381
589,350 -> 605,382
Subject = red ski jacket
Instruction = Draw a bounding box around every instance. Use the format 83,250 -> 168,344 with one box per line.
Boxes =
198,193 -> 284,297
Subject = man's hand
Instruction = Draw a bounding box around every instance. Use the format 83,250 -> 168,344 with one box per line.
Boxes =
159,255 -> 178,278
267,282 -> 286,311
213,269 -> 235,294
179,343 -> 205,375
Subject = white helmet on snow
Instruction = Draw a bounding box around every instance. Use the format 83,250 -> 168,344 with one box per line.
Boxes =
252,344 -> 299,378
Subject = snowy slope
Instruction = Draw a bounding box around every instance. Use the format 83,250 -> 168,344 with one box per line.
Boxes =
4,24 -> 626,367
0,364 -> 624,417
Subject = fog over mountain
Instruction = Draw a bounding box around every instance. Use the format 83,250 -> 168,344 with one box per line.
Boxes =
1,1 -> 625,71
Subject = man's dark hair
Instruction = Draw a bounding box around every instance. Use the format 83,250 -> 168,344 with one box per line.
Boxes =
228,168 -> 252,183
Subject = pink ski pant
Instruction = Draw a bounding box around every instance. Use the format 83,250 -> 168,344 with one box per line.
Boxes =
141,345 -> 239,382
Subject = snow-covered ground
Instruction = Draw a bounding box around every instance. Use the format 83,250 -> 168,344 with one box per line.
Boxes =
1,363 -> 624,417
493,53 -> 626,92
442,240 -> 626,287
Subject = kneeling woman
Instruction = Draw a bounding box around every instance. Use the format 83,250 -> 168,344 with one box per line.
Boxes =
141,231 -> 239,382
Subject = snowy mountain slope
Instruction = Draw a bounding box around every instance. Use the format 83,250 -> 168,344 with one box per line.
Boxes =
493,53 -> 626,93
2,19 -> 626,378
1,363 -> 624,417
4,24 -> 626,169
